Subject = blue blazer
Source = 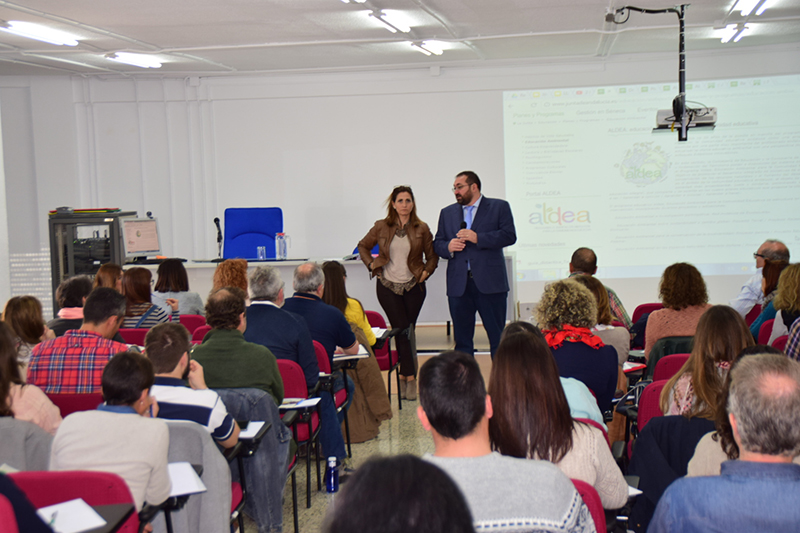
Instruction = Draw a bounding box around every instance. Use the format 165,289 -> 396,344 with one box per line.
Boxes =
433,196 -> 516,297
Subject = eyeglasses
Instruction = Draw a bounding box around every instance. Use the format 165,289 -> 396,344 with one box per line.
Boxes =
452,184 -> 468,192
753,253 -> 766,259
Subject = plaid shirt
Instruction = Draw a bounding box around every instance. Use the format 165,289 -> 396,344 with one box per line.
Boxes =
27,330 -> 129,394
787,317 -> 800,362
569,272 -> 632,330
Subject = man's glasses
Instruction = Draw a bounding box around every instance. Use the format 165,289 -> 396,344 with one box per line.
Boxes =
452,184 -> 468,192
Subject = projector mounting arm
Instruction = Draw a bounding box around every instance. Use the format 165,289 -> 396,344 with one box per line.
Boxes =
607,5 -> 690,141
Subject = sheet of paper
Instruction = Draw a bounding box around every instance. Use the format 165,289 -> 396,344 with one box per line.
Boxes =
37,498 -> 106,533
239,421 -> 265,439
628,485 -> 643,497
371,327 -> 387,337
280,397 -> 321,409
168,461 -> 207,497
623,361 -> 647,372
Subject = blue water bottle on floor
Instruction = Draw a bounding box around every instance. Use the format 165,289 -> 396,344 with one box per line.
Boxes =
326,456 -> 339,506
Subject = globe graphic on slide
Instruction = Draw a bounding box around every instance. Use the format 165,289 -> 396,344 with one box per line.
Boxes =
619,142 -> 669,186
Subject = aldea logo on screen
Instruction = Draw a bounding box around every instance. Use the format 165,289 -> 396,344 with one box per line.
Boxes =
529,203 -> 590,225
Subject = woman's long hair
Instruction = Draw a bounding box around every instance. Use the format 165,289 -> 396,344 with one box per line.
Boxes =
121,267 -> 153,316
660,305 -> 754,419
94,263 -> 123,290
488,322 -> 574,462
0,321 -> 24,417
712,344 -> 784,459
154,259 -> 190,293
321,261 -> 367,323
384,186 -> 422,228
2,296 -> 46,345
571,274 -> 613,326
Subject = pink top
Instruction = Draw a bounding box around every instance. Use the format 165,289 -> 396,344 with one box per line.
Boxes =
7,383 -> 62,435
644,304 -> 712,359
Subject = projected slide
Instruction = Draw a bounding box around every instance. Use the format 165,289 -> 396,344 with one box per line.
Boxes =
504,74 -> 800,282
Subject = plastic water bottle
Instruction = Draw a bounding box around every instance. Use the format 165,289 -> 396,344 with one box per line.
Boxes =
325,456 -> 339,507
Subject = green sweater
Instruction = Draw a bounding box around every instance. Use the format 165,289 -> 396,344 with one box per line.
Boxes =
191,328 -> 284,405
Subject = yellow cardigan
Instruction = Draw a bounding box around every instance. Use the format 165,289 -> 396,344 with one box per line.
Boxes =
345,298 -> 376,346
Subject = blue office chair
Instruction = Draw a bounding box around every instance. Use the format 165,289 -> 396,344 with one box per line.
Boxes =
223,208 -> 283,259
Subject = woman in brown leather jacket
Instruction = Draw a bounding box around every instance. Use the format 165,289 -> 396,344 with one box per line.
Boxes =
358,186 -> 438,400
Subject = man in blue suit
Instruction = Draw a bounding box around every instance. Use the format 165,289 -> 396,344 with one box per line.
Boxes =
434,171 -> 516,356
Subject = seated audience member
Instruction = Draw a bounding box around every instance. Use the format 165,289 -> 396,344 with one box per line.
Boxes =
188,287 -> 290,533
3,296 -> 54,372
730,239 -> 790,318
191,287 -> 283,405
322,455 -> 475,533
501,321 -> 605,428
244,266 -> 319,388
282,263 -> 357,431
418,351 -> 594,533
121,267 -> 178,329
283,262 -> 360,364
787,317 -> 800,361
748,259 -> 788,340
536,279 -> 618,412
93,263 -> 123,291
145,323 -> 239,448
244,266 -> 350,463
322,261 -> 392,440
152,259 -> 205,316
47,275 -> 93,336
649,353 -> 800,533
489,326 -> 627,509
211,259 -> 249,294
568,247 -> 632,330
321,261 -> 377,348
687,345 -> 799,476
0,322 -> 61,435
660,305 -> 754,417
48,277 -> 126,344
768,263 -> 800,345
27,288 -> 129,394
645,263 -> 712,359
50,351 -> 170,513
0,473 -> 53,533
571,274 -> 630,365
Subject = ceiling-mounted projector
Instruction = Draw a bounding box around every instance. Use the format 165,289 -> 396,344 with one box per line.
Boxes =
655,107 -> 717,130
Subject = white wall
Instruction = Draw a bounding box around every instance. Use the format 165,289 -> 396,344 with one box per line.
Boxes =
1,43 -> 799,316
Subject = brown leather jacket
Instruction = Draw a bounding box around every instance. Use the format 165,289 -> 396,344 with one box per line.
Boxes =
357,219 -> 439,283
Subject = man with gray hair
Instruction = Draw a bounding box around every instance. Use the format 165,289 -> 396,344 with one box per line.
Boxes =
282,262 -> 359,362
730,239 -> 790,318
276,262 -> 355,466
244,266 -> 319,390
650,353 -> 800,532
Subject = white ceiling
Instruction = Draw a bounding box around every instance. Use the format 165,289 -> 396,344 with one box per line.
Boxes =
0,0 -> 798,77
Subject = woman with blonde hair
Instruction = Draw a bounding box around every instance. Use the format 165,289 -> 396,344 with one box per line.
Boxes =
767,263 -> 800,344
660,305 -> 754,418
2,296 -> 54,371
536,279 -> 618,411
644,263 -> 711,359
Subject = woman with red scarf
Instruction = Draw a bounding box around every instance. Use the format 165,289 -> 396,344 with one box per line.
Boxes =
536,279 -> 619,412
